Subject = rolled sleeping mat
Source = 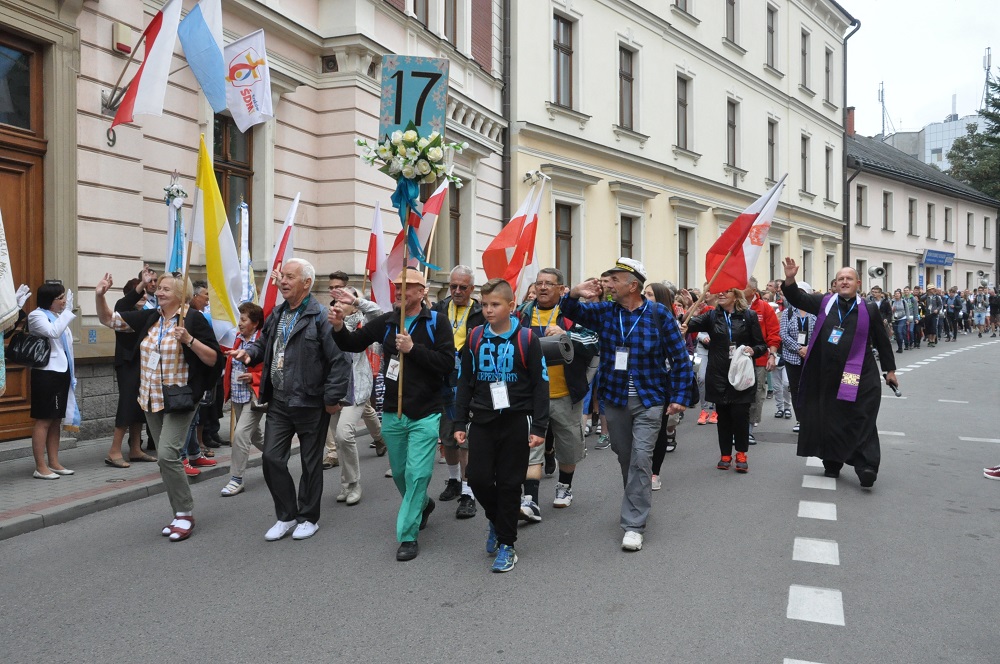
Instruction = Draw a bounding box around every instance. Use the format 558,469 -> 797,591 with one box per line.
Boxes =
539,333 -> 574,365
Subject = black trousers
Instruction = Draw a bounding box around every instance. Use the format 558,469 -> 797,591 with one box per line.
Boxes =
262,397 -> 331,524
466,412 -> 530,547
716,402 -> 751,455
785,363 -> 803,421
651,411 -> 671,475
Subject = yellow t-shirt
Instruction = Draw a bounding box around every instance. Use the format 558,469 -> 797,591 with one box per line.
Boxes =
530,305 -> 569,398
449,302 -> 471,351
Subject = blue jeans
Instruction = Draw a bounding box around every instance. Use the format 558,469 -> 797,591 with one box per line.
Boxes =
893,319 -> 907,351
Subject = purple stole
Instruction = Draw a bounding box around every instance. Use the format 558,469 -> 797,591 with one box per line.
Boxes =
802,294 -> 870,402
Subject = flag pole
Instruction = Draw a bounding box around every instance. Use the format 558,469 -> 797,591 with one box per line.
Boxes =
106,25 -> 152,110
682,251 -> 736,325
397,205 -> 410,417
422,218 -> 440,282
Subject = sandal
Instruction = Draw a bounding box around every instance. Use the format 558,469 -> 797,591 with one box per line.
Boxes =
665,431 -> 677,453
203,448 -> 216,458
128,453 -> 157,463
168,515 -> 195,542
104,457 -> 130,468
162,518 -> 179,536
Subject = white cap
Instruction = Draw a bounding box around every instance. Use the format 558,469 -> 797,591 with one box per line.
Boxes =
607,257 -> 646,282
797,281 -> 813,293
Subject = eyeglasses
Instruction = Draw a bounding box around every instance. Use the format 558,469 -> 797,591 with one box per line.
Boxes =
534,282 -> 560,289
449,284 -> 470,291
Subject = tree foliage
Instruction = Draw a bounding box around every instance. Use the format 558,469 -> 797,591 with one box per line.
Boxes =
947,76 -> 1000,200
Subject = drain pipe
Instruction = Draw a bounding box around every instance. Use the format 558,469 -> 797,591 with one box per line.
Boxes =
841,15 -> 860,267
501,0 -> 512,223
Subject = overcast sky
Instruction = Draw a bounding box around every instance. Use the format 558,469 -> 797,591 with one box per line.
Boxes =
846,0 -> 998,137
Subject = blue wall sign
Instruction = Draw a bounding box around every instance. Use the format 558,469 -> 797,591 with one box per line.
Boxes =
923,250 -> 955,266
378,56 -> 450,140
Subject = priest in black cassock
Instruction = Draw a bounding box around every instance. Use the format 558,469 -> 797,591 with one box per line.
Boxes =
781,258 -> 898,488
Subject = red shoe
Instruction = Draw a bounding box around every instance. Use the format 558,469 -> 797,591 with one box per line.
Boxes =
168,515 -> 195,542
190,456 -> 217,468
182,459 -> 201,476
697,410 -> 709,425
735,451 -> 748,473
708,411 -> 718,424
717,455 -> 732,470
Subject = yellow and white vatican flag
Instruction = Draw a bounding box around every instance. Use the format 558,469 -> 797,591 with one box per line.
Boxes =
190,134 -> 241,347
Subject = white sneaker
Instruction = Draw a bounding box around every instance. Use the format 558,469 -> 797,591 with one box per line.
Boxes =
622,531 -> 643,551
519,496 -> 542,522
345,484 -> 362,506
553,482 -> 573,508
264,519 -> 297,542
292,521 -> 319,540
336,486 -> 349,502
651,475 -> 662,491
385,467 -> 393,478
220,479 -> 244,497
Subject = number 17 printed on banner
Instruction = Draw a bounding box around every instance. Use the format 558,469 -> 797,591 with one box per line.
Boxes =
378,56 -> 450,140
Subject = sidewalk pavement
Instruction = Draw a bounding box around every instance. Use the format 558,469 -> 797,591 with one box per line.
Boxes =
0,425 -> 303,542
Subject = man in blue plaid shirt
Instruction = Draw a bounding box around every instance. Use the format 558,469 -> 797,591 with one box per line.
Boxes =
560,258 -> 693,552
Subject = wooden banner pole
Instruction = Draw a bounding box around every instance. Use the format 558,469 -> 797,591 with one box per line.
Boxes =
396,207 -> 410,418
682,250 -> 735,325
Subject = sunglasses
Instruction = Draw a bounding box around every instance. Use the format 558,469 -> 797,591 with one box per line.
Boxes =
449,284 -> 471,291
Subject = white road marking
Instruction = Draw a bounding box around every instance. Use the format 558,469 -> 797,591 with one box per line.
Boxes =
793,537 -> 840,565
802,475 -> 837,490
914,361 -> 931,365
905,364 -> 922,368
895,369 -> 911,373
959,437 -> 1000,444
798,500 -> 837,520
938,399 -> 969,404
878,430 -> 906,436
806,457 -> 824,467
784,660 -> 828,664
787,585 -> 845,625
883,394 -> 907,399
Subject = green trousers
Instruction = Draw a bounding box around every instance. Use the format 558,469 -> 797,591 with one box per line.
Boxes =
382,412 -> 440,543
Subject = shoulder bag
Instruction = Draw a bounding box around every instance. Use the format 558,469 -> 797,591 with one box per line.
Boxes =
7,331 -> 51,368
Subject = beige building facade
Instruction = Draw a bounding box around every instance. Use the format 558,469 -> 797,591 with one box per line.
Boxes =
0,0 -> 504,439
510,0 -> 855,291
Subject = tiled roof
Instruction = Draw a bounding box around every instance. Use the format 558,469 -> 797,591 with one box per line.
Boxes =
846,134 -> 1000,208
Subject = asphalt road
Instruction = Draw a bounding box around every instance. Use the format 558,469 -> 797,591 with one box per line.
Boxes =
0,337 -> 997,664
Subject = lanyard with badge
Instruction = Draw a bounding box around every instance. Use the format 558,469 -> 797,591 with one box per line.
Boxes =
385,315 -> 421,382
535,306 -> 558,335
449,301 -> 469,371
145,315 -> 175,372
723,310 -> 737,358
276,303 -> 305,370
615,303 -> 647,371
797,313 -> 809,346
828,299 -> 856,345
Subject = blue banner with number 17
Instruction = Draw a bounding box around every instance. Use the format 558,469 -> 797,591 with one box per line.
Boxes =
378,55 -> 450,140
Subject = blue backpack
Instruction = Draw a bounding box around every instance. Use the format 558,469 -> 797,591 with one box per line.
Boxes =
383,310 -> 439,347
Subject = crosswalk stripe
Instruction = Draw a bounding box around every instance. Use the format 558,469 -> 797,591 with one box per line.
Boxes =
959,437 -> 1000,444
793,537 -> 840,565
798,500 -> 836,520
802,475 -> 836,490
787,585 -> 845,625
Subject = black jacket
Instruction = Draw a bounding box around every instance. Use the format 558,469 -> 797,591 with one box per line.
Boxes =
244,296 -> 350,409
686,306 -> 767,404
454,319 -> 550,437
113,287 -> 146,368
517,301 -> 599,404
333,304 -> 455,419
117,306 -> 222,400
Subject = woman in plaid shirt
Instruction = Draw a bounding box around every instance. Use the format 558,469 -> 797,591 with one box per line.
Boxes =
96,272 -> 222,542
220,302 -> 265,497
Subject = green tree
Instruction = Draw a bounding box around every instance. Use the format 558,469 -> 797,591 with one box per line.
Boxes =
947,77 -> 1000,200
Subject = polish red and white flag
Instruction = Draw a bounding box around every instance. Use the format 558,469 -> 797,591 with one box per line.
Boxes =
261,192 -> 299,320
111,0 -> 183,128
705,174 -> 787,293
384,180 -> 448,278
483,183 -> 544,296
366,203 -> 394,313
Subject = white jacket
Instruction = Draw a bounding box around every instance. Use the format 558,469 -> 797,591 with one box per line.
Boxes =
27,307 -> 75,373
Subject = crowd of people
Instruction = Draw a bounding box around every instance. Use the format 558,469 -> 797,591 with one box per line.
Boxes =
13,250 -> 1000,571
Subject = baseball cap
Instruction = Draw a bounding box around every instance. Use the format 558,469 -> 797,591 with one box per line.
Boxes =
392,268 -> 426,287
606,257 -> 646,283
797,281 -> 813,293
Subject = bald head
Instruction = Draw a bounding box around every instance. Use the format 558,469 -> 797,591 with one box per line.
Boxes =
833,267 -> 861,298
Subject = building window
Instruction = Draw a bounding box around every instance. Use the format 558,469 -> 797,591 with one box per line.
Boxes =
678,227 -> 690,287
883,262 -> 892,288
726,100 -> 738,166
213,114 -> 253,243
967,271 -> 974,291
675,0 -> 688,11
944,207 -> 953,242
854,185 -> 866,226
413,0 -> 429,26
824,48 -> 834,103
0,38 -> 36,132
985,217 -> 992,249
824,147 -> 833,200
800,135 -> 809,192
726,0 -> 737,43
447,183 -> 461,268
967,212 -> 975,245
907,265 -> 916,289
926,203 -> 935,239
553,16 -> 574,108
555,203 -> 573,280
908,198 -> 917,235
944,269 -> 951,290
766,6 -> 777,68
676,75 -> 689,150
767,119 -> 777,181
882,191 -> 892,231
800,30 -> 810,88
619,47 -> 634,130
444,0 -> 457,43
620,215 -> 634,258
826,254 -> 836,288
855,259 -> 867,283
770,242 -> 782,280
802,248 -> 812,284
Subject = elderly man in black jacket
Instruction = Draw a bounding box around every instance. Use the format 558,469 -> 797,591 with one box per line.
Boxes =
230,258 -> 350,542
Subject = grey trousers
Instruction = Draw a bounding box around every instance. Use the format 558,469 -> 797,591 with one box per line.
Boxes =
145,409 -> 198,514
749,366 -> 768,424
230,401 -> 265,478
605,397 -> 664,533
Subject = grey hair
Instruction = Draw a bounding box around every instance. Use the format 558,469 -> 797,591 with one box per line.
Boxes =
538,267 -> 565,285
747,276 -> 759,289
450,265 -> 475,283
285,257 -> 316,284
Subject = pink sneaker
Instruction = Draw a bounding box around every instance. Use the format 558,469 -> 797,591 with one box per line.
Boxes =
984,468 -> 1000,481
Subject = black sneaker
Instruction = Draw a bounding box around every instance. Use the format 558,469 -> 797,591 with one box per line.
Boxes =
438,478 -> 461,501
456,494 -> 477,519
419,497 -> 435,530
858,467 -> 877,488
544,451 -> 556,477
748,432 -> 756,445
396,541 -> 419,561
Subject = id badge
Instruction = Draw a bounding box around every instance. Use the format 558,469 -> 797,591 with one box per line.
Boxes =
386,357 -> 400,381
145,351 -> 160,371
490,381 -> 510,410
728,344 -> 736,359
827,327 -> 844,345
454,353 -> 461,372
797,332 -> 807,346
614,347 -> 629,371
276,351 -> 285,370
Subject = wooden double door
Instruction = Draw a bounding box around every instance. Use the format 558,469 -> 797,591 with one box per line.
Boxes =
0,29 -> 46,440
